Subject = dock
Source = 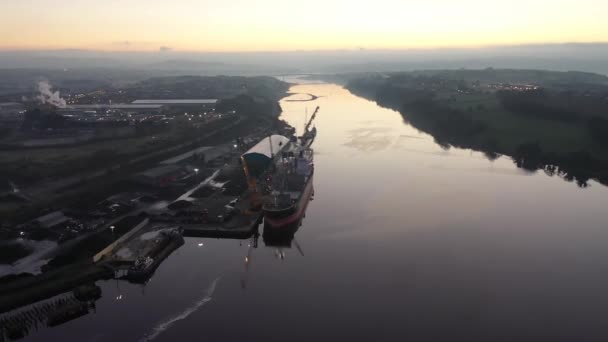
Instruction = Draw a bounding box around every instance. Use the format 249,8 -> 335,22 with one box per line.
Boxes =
182,213 -> 262,239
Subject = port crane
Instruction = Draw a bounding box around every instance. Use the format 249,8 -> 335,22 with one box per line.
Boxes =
303,106 -> 319,135
240,156 -> 262,213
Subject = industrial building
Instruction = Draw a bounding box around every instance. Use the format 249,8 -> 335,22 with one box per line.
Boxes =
132,99 -> 217,110
135,165 -> 188,187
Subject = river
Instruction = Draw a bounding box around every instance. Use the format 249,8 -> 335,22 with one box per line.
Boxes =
22,82 -> 608,341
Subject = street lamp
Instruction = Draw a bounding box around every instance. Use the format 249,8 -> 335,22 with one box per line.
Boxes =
194,168 -> 200,181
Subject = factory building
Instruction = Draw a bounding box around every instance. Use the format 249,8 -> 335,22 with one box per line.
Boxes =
135,165 -> 188,187
132,99 -> 217,110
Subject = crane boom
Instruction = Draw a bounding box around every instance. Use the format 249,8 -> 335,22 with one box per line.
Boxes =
304,106 -> 320,134
241,156 -> 261,212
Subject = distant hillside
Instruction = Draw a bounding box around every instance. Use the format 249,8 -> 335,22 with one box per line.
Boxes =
126,75 -> 289,101
345,69 -> 608,187
2,42 -> 608,75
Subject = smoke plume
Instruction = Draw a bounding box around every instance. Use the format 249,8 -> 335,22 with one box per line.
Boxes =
36,81 -> 67,108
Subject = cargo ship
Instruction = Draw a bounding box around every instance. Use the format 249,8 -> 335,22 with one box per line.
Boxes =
263,172 -> 314,228
262,107 -> 318,228
240,107 -> 318,228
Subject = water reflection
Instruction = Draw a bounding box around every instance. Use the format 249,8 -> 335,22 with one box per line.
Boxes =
344,127 -> 395,152
0,284 -> 101,341
365,91 -> 608,188
0,209 -> 313,342
139,276 -> 221,342
0,176 -> 313,342
239,210 -> 310,290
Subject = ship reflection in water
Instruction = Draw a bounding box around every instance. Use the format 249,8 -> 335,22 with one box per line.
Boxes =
264,217 -> 307,261
263,185 -> 312,258
241,182 -> 313,289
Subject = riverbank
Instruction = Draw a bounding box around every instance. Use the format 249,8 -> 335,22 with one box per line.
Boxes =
345,69 -> 608,187
0,261 -> 112,312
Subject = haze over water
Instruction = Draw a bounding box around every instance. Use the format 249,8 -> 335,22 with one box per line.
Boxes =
25,82 -> 608,341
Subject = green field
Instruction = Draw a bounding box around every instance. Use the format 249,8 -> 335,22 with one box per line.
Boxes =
435,92 -> 593,156
346,69 -> 608,186
0,132 -> 178,183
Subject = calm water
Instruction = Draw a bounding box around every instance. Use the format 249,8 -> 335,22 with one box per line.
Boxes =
25,83 -> 608,341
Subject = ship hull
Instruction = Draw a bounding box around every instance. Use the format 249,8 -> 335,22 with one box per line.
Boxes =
264,174 -> 314,228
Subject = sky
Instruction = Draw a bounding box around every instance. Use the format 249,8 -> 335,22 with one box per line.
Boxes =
0,0 -> 607,52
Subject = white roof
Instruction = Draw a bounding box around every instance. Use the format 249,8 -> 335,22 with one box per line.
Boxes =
243,135 -> 290,159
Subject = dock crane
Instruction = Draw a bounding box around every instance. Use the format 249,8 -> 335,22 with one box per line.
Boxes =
300,106 -> 320,147
239,135 -> 285,214
303,106 -> 320,135
240,155 -> 262,213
